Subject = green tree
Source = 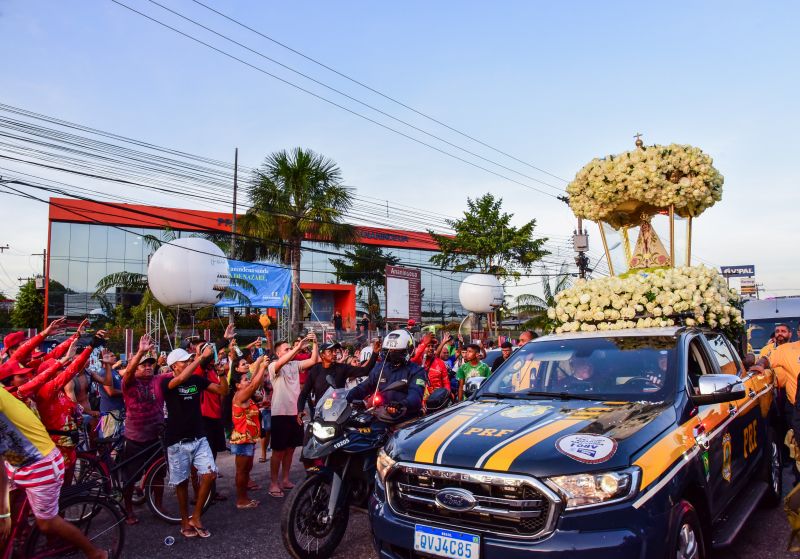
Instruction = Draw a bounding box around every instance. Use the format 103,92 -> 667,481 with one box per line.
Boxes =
11,280 -> 71,328
428,193 -> 550,280
238,147 -> 356,335
513,264 -> 572,333
0,291 -> 11,328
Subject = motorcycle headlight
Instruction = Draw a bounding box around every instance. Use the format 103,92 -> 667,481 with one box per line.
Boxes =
546,467 -> 640,510
311,421 -> 336,441
376,449 -> 397,485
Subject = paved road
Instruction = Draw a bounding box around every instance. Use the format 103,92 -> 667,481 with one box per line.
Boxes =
121,453 -> 796,559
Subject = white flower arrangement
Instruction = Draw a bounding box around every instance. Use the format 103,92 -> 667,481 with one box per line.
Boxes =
566,144 -> 724,227
548,265 -> 743,335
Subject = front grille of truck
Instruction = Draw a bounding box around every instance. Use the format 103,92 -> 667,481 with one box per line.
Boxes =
386,463 -> 561,538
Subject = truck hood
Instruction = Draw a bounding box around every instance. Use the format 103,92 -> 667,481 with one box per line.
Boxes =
388,397 -> 675,476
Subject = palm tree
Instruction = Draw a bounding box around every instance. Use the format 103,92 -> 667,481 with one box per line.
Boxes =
513,264 -> 572,333
238,148 -> 356,335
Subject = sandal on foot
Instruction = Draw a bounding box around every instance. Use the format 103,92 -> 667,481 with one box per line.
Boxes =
258,457 -> 267,463
268,489 -> 284,498
236,499 -> 260,509
189,525 -> 211,538
181,527 -> 198,538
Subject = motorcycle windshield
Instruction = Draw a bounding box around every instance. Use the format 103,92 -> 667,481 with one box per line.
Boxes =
315,387 -> 351,424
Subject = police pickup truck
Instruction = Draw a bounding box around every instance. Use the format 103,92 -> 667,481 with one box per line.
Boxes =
370,327 -> 781,559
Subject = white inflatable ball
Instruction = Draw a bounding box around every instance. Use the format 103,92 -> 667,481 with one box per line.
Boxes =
458,274 -> 504,313
148,237 -> 230,308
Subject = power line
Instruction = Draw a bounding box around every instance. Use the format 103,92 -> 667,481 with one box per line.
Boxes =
108,0 -> 563,199
141,0 -> 565,193
189,0 -> 569,184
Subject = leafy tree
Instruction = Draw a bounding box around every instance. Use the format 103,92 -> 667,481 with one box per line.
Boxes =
428,193 -> 550,280
513,264 -> 572,333
0,291 -> 11,328
238,147 -> 356,335
11,280 -> 42,328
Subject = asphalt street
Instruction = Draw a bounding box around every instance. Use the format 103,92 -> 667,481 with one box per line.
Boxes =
120,453 -> 797,559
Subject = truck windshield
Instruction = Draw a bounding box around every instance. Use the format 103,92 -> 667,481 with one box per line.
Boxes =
478,335 -> 678,402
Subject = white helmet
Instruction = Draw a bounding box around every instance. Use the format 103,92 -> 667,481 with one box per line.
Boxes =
382,329 -> 414,352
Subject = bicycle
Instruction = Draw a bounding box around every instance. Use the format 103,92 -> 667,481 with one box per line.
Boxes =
73,434 -> 213,524
1,481 -> 125,559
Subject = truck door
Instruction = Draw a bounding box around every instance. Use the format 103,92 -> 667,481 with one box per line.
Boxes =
685,335 -> 735,516
702,333 -> 765,482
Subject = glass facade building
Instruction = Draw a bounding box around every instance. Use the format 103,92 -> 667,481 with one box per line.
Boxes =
46,198 -> 469,323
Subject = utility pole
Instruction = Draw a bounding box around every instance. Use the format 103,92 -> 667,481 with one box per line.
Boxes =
228,148 -> 238,325
32,249 -> 47,330
573,218 -> 591,279
0,245 -> 8,253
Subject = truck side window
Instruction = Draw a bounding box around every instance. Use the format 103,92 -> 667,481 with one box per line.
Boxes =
704,333 -> 743,376
687,338 -> 710,393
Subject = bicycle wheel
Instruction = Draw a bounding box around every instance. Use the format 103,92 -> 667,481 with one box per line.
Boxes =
143,458 -> 212,524
24,493 -> 126,559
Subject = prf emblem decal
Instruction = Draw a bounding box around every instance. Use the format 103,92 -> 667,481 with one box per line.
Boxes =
722,432 -> 732,482
323,399 -> 334,410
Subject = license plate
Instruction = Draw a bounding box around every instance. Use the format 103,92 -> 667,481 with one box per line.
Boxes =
414,524 -> 480,559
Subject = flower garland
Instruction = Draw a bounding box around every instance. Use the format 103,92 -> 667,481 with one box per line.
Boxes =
547,265 -> 743,337
567,144 -> 724,226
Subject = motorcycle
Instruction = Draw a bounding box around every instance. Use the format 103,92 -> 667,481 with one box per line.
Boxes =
281,378 -> 451,559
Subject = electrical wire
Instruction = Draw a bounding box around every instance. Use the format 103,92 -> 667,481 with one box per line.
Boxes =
189,0 -> 570,185
108,0 -> 563,199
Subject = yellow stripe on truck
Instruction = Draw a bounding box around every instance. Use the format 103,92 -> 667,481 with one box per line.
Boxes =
634,405 -> 728,489
414,412 -> 477,464
483,419 -> 582,472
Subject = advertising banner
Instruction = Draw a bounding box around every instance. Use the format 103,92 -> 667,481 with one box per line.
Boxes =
215,260 -> 291,309
720,265 -> 755,278
385,265 -> 421,322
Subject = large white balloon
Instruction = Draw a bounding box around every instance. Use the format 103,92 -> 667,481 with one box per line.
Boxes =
148,237 -> 230,308
458,274 -> 504,313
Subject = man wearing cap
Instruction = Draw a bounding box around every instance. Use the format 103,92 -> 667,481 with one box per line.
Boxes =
182,336 -> 228,469
162,344 -> 228,538
492,341 -> 515,372
117,336 -> 165,524
298,339 -> 381,419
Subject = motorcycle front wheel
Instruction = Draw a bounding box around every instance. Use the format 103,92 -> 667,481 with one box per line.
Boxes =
281,473 -> 350,559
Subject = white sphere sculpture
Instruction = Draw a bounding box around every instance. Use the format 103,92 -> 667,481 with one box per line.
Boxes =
458,274 -> 504,313
147,237 -> 230,308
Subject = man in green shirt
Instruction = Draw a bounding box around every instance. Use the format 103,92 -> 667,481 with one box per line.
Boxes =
456,344 -> 492,401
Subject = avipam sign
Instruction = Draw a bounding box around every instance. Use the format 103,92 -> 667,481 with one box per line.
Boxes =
720,265 -> 755,278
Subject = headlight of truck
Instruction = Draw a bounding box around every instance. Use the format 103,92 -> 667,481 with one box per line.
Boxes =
376,449 -> 397,485
311,421 -> 336,441
546,467 -> 640,510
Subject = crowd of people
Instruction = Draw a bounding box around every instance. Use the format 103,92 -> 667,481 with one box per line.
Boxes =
0,315 -> 536,548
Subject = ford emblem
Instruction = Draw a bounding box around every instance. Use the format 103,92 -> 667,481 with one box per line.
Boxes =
434,488 -> 477,512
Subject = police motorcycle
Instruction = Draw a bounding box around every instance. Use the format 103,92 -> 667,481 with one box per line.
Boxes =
281,335 -> 452,559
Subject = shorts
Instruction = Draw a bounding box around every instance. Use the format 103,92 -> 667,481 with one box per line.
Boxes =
270,415 -> 304,451
166,437 -> 217,486
5,448 -> 65,520
230,443 -> 255,457
122,438 -> 159,485
203,417 -> 227,455
260,409 -> 271,436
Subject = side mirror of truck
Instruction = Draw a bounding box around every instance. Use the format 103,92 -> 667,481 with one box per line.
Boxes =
689,374 -> 747,406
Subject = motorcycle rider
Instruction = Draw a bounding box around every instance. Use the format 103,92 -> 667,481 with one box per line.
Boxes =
346,330 -> 426,422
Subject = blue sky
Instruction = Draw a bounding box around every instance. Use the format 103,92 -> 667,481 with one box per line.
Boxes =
0,0 -> 798,299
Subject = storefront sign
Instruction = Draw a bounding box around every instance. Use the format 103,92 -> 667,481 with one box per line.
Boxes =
720,265 -> 755,278
385,265 -> 421,322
